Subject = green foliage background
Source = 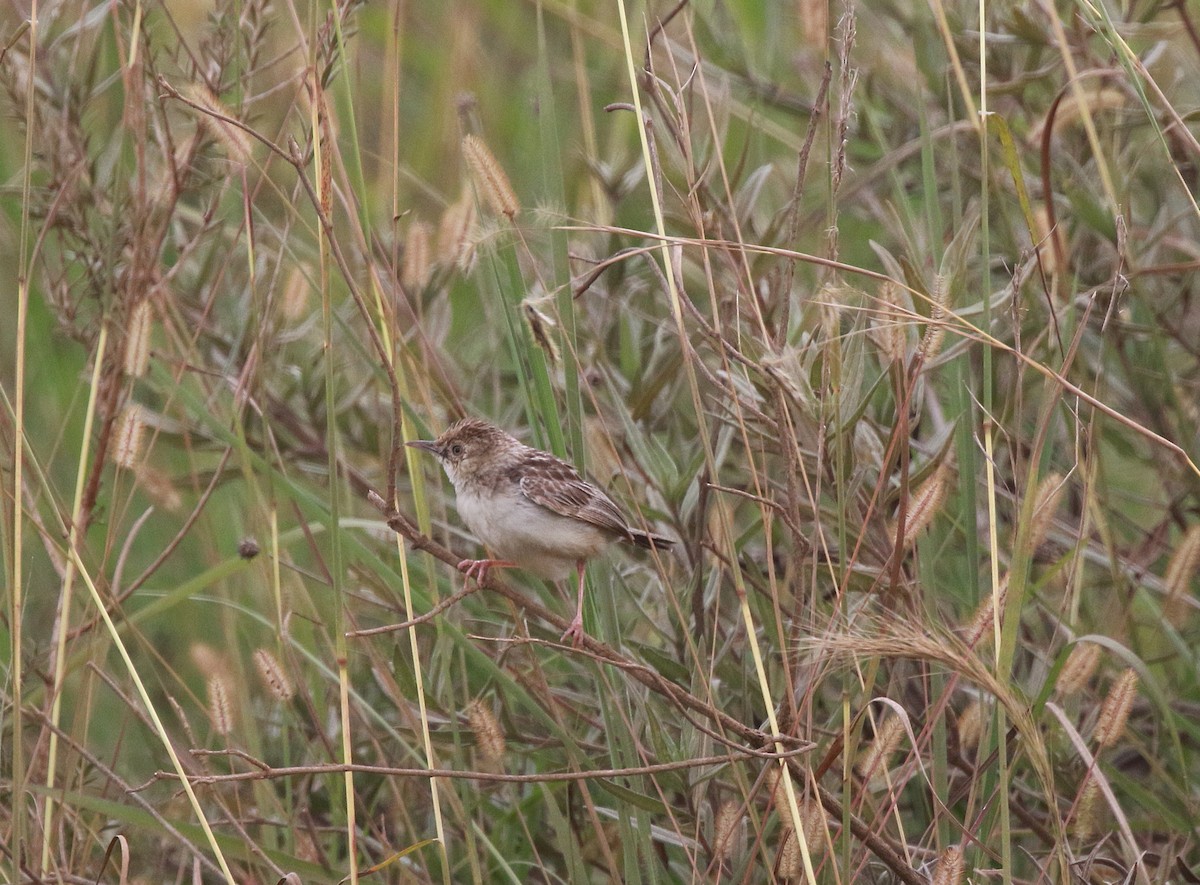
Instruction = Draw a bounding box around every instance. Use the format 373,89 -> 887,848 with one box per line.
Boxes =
2,0 -> 1200,881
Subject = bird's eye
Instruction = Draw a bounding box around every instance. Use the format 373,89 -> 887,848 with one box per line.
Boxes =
449,443 -> 464,457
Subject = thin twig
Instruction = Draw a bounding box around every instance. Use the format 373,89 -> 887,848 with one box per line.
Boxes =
345,582 -> 481,637
145,747 -> 810,791
362,490 -> 809,754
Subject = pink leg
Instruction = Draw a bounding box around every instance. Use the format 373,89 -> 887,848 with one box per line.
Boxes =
561,559 -> 587,646
457,558 -> 517,585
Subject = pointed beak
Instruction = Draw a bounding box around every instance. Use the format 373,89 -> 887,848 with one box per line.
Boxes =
406,439 -> 440,457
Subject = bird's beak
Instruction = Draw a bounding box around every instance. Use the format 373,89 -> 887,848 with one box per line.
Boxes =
406,439 -> 440,457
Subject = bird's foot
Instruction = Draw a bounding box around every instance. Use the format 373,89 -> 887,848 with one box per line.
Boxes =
561,615 -> 586,648
456,558 -> 516,584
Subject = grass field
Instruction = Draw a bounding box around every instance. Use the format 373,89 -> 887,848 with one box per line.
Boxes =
3,0 -> 1200,881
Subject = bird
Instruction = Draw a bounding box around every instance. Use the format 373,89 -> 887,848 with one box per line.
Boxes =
407,417 -> 673,645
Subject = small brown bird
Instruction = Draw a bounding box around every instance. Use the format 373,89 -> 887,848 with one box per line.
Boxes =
407,417 -> 672,644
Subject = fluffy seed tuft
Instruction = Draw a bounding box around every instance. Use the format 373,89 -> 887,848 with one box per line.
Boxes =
893,462 -> 952,548
207,675 -> 234,736
1073,774 -> 1102,839
956,699 -> 984,753
1092,668 -> 1138,750
1163,524 -> 1200,627
857,714 -> 905,784
1056,642 -> 1101,697
1028,472 -> 1067,551
113,404 -> 147,470
124,299 -> 153,378
462,134 -> 519,219
963,573 -> 1009,649
253,649 -> 295,702
919,274 -> 949,360
401,220 -> 432,292
777,828 -> 803,880
466,699 -> 506,765
931,845 -> 965,885
436,188 -> 478,272
182,82 -> 252,166
869,281 -> 908,364
135,463 -> 182,511
713,799 -> 744,863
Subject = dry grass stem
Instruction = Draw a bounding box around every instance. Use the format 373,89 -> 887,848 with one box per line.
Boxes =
5,0 -> 1196,879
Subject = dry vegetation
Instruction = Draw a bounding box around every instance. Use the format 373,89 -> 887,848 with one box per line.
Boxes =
2,0 -> 1200,882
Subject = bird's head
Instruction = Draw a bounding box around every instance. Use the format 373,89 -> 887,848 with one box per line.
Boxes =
406,418 -> 520,483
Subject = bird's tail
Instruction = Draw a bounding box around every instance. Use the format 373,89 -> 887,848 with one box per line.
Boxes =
627,528 -> 674,551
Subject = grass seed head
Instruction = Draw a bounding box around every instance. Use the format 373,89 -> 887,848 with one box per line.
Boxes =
253,649 -> 295,702
124,299 -> 153,378
466,698 -> 506,765
401,220 -> 432,292
462,133 -> 519,219
1028,472 -> 1067,551
713,799 -> 745,863
113,404 -> 147,469
1164,524 -> 1200,626
207,675 -> 235,736
436,188 -> 479,272
1093,668 -> 1138,750
1056,642 -> 1101,697
932,845 -> 965,885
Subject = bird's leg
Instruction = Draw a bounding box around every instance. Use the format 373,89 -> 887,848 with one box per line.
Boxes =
457,558 -> 517,585
561,559 -> 588,647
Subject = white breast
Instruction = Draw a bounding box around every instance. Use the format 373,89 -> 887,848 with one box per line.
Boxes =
452,480 -> 613,581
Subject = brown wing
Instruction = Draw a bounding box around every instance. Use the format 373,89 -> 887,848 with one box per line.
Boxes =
516,452 -> 632,539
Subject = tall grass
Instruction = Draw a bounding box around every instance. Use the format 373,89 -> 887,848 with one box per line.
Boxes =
3,0 -> 1199,881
